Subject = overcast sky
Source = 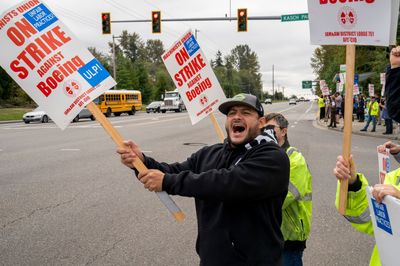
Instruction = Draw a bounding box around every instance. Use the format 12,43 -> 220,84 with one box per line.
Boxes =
1,0 -> 318,98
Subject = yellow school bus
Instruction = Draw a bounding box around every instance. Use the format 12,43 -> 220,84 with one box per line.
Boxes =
93,90 -> 142,117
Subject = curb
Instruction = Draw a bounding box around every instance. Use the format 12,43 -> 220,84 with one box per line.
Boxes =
315,119 -> 399,141
0,120 -> 21,124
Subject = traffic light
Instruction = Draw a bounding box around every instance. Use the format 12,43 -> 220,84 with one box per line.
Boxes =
101,12 -> 111,34
237,8 -> 247,32
152,11 -> 161,34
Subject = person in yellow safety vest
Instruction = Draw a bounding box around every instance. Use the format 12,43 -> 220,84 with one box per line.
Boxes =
360,95 -> 380,132
264,113 -> 312,266
318,95 -> 326,120
333,141 -> 400,266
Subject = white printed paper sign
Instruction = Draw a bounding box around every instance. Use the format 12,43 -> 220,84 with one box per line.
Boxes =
377,148 -> 390,184
353,84 -> 359,95
308,0 -> 400,46
368,84 -> 375,97
367,187 -> 400,266
0,0 -> 116,129
320,80 -> 330,96
162,30 -> 226,125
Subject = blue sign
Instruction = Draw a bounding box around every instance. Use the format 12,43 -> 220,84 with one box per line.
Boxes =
183,35 -> 200,57
372,199 -> 393,235
354,74 -> 359,85
78,58 -> 110,87
23,4 -> 58,32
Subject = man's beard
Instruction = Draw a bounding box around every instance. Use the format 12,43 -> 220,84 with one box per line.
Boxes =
226,126 -> 260,147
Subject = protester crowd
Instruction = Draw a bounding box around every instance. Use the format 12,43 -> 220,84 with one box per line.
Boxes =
115,47 -> 400,266
318,92 -> 397,135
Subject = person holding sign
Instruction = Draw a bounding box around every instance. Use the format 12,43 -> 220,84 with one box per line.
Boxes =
264,113 -> 312,266
385,46 -> 400,124
381,141 -> 400,163
333,142 -> 400,266
117,93 -> 290,265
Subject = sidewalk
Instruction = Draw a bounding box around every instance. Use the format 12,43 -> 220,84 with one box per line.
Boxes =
316,116 -> 400,141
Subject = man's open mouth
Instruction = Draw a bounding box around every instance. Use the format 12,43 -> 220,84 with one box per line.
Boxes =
232,124 -> 246,133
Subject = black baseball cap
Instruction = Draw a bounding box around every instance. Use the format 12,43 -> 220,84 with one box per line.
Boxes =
219,93 -> 264,117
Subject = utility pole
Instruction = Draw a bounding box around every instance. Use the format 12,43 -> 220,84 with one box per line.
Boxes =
272,64 -> 275,100
112,35 -> 122,88
195,29 -> 200,39
229,0 -> 232,21
112,35 -> 116,81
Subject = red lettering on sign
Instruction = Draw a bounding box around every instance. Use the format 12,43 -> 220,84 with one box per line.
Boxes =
174,53 -> 206,87
17,0 -> 40,14
185,77 -> 212,102
35,55 -> 84,97
175,48 -> 189,66
7,18 -> 37,46
0,10 -> 19,31
9,26 -> 72,79
320,0 -> 374,4
10,59 -> 28,79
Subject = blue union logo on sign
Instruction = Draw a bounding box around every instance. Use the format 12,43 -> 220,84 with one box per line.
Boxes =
372,199 -> 393,235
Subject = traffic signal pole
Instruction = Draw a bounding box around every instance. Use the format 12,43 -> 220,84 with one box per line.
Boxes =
111,15 -> 281,24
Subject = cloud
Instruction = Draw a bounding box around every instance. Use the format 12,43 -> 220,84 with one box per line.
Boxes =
0,0 -> 317,97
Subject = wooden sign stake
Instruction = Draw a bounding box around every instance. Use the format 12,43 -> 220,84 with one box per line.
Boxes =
209,112 -> 225,143
86,102 -> 185,221
339,44 -> 356,215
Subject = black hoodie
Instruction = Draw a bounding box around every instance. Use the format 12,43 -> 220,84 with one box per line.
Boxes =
385,67 -> 400,123
142,137 -> 289,266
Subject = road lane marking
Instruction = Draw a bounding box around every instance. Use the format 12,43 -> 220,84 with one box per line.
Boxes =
61,148 -> 80,151
305,101 -> 314,113
3,125 -> 58,130
3,114 -> 189,132
289,102 -> 316,127
279,105 -> 298,113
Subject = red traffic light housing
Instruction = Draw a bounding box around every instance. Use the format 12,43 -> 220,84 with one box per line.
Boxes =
237,8 -> 247,32
152,11 -> 161,33
101,12 -> 111,34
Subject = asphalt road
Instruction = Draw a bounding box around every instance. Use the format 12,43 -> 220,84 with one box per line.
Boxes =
0,101 -> 394,265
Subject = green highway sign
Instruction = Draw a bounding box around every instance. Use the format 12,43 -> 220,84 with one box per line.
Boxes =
302,80 -> 312,89
281,13 -> 309,22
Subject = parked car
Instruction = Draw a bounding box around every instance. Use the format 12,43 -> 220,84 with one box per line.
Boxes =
22,108 -> 50,124
264,98 -> 272,104
289,98 -> 297,105
73,108 -> 95,122
146,101 -> 162,113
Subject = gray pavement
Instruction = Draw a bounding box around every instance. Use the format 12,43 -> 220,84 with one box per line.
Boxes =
317,115 -> 400,141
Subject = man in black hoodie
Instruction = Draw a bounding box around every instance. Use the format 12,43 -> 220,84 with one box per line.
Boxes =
385,46 -> 400,123
117,93 -> 290,266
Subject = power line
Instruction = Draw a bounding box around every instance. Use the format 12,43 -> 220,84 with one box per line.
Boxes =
49,2 -> 98,28
103,0 -> 145,20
